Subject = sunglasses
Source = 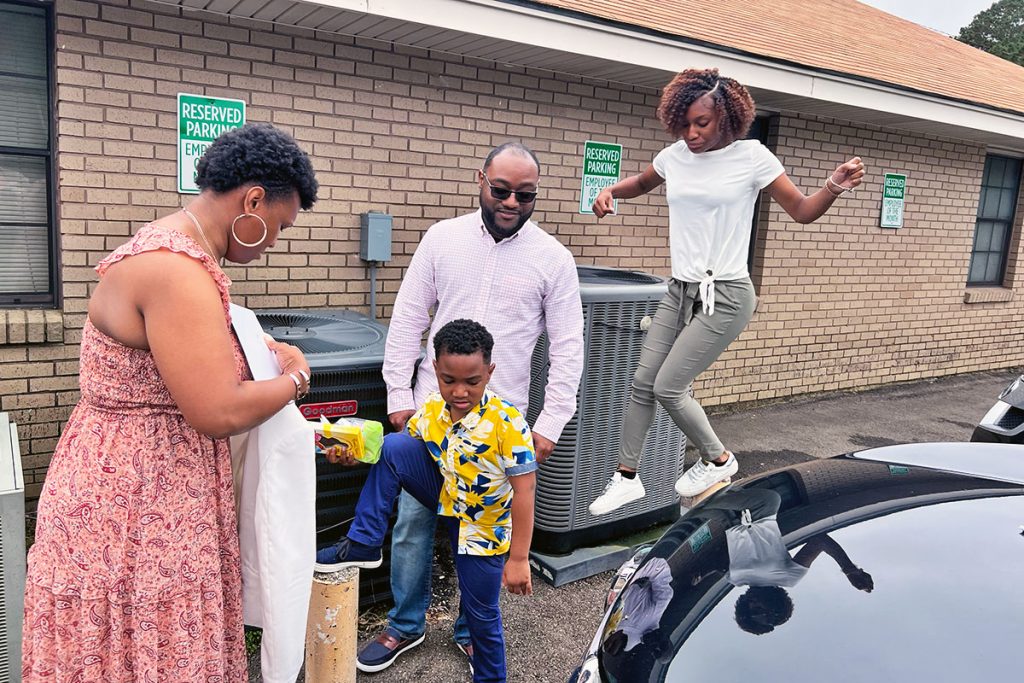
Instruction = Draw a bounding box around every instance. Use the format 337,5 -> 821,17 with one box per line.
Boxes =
481,171 -> 538,204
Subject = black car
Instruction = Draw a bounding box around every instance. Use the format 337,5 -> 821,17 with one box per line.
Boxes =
570,443 -> 1024,682
972,374 -> 1024,444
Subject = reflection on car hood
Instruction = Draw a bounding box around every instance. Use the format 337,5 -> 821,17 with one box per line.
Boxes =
851,441 -> 1024,484
598,445 -> 1024,683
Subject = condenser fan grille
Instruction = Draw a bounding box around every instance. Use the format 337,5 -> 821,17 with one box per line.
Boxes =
260,313 -> 342,328
577,266 -> 662,285
258,311 -> 384,355
285,338 -> 351,355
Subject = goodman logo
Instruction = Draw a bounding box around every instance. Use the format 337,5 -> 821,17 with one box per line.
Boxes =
300,400 -> 358,420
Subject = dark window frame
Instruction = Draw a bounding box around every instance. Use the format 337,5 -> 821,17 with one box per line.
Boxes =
0,0 -> 59,308
967,153 -> 1022,288
747,113 -> 775,276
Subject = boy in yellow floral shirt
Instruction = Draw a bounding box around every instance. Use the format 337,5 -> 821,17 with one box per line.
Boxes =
315,319 -> 536,682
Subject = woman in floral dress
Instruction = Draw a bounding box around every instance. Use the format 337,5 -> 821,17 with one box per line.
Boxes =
23,123 -> 319,682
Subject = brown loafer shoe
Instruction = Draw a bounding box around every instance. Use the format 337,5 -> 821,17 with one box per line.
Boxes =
356,630 -> 426,673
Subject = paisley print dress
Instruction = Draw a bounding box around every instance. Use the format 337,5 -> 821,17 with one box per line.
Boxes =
22,226 -> 250,682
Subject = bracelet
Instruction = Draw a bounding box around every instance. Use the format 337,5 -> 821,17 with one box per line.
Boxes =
826,174 -> 854,196
287,372 -> 309,402
287,372 -> 302,401
298,369 -> 311,385
824,180 -> 843,198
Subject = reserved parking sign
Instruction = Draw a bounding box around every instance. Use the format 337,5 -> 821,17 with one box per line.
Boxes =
881,172 -> 907,229
177,93 -> 246,194
579,140 -> 622,214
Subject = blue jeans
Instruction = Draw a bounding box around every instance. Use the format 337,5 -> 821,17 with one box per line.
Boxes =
388,491 -> 470,644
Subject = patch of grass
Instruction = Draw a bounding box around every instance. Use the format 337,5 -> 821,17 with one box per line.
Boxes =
245,626 -> 263,657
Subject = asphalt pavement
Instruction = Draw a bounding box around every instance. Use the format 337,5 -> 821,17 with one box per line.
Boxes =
254,367 -> 1021,683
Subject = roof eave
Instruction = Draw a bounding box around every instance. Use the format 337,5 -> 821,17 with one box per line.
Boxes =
156,0 -> 1024,150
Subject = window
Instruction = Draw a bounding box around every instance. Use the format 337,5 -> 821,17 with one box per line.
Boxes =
0,1 -> 56,306
747,114 -> 773,274
967,154 -> 1022,286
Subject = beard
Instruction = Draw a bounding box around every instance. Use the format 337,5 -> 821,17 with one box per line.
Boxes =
480,201 -> 533,241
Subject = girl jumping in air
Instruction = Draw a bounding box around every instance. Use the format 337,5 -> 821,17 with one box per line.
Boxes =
589,68 -> 865,515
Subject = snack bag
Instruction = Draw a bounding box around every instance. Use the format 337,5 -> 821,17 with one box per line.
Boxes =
313,416 -> 384,464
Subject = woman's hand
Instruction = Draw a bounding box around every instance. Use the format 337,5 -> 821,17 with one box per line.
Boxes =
831,157 -> 865,191
592,188 -> 616,218
265,336 -> 310,379
590,167 -> 665,218
502,558 -> 533,596
844,567 -> 874,593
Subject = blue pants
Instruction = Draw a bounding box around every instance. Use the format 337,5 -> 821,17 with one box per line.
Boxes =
348,432 -> 507,683
389,491 -> 470,644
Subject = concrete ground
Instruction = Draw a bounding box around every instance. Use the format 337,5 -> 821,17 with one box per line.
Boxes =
252,367 -> 1021,683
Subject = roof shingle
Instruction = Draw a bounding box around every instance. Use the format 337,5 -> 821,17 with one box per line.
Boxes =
528,0 -> 1024,115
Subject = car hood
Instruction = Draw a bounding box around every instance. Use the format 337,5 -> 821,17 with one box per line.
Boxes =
598,445 -> 1024,683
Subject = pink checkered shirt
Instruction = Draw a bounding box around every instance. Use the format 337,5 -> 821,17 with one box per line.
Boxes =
383,210 -> 584,442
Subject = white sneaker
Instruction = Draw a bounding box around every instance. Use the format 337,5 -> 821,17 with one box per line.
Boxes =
589,472 -> 646,516
675,453 -> 738,497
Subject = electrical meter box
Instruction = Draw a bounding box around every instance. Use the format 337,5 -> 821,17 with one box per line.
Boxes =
360,211 -> 392,262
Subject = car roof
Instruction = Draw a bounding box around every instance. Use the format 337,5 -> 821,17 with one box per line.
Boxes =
598,443 -> 1024,682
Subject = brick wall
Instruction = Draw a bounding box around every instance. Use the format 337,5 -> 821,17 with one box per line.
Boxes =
3,0 -> 1023,497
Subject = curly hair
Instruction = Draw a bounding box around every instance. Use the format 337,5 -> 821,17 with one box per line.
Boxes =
433,319 -> 494,363
733,585 -> 794,635
657,68 -> 756,145
195,123 -> 318,210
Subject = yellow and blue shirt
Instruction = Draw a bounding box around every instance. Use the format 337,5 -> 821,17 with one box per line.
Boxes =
407,390 -> 537,556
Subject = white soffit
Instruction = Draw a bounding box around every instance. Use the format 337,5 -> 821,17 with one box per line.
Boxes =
167,0 -> 1024,150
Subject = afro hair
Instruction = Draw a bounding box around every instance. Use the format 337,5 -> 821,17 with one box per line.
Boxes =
433,319 -> 494,363
194,123 -> 318,210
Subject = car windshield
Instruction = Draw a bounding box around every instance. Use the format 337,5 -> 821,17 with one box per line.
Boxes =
597,455 -> 1024,682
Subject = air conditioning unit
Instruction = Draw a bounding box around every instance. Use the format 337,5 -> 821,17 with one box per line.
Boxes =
256,309 -> 394,606
527,266 -> 684,554
1,412 -> 25,683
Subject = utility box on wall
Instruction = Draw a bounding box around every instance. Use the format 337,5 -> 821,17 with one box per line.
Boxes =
359,211 -> 392,262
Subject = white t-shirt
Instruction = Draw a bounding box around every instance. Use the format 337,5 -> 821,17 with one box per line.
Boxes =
726,514 -> 809,588
652,139 -> 785,283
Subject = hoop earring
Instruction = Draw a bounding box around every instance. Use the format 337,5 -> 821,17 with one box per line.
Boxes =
231,213 -> 268,248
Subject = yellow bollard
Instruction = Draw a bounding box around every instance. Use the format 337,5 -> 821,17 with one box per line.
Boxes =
306,567 -> 360,683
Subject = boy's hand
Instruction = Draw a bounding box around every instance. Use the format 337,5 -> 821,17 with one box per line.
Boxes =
502,558 -> 533,596
324,444 -> 358,466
